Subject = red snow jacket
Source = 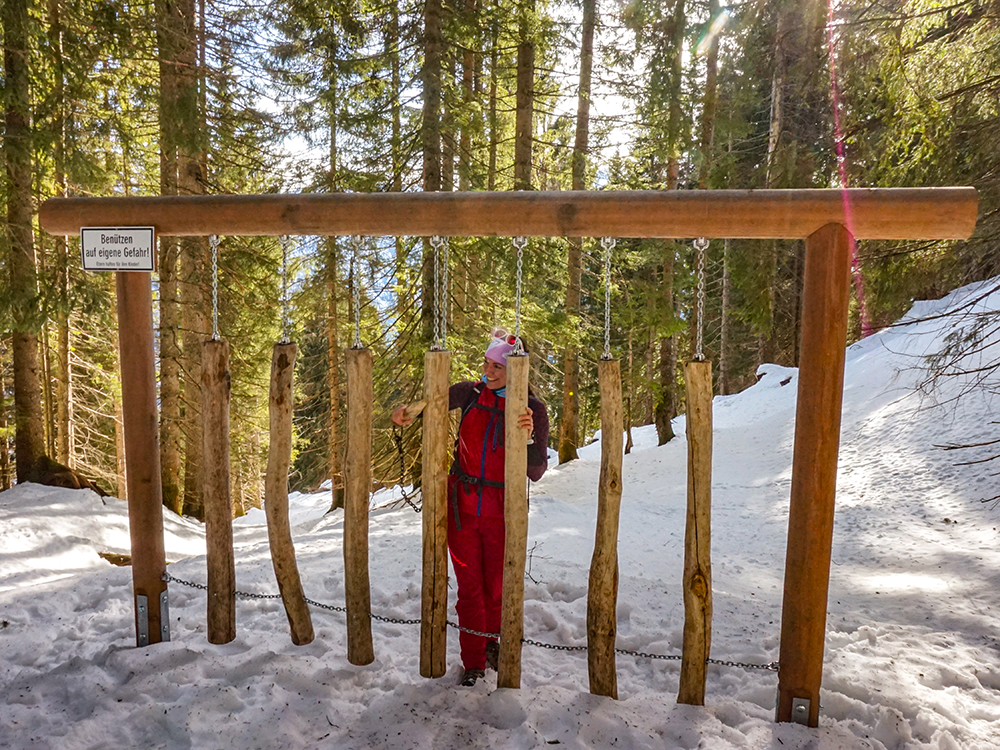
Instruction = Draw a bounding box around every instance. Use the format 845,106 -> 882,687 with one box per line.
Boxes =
448,380 -> 549,519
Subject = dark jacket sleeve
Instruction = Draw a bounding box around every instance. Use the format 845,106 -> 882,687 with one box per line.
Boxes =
448,381 -> 479,411
526,396 -> 549,482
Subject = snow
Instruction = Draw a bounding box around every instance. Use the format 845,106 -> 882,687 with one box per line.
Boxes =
3,280 -> 1000,749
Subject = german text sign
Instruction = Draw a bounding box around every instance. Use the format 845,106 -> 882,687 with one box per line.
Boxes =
81,227 -> 155,272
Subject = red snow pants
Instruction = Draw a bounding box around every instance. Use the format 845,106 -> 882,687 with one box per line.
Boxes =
448,505 -> 506,670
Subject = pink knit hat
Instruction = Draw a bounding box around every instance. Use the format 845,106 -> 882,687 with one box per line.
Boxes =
485,329 -> 518,365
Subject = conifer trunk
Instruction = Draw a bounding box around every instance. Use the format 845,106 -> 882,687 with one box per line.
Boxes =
421,0 -> 443,344
558,0 -> 596,464
513,0 -> 534,190
5,0 -> 46,481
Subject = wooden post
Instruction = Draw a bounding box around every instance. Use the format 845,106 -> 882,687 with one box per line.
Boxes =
115,272 -> 168,646
498,353 -> 530,689
587,358 -> 624,698
344,347 -> 375,665
202,339 -> 235,644
678,360 -> 714,705
419,350 -> 450,678
264,342 -> 314,646
776,223 -> 853,726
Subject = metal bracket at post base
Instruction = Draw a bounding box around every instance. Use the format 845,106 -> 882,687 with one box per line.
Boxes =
135,589 -> 171,647
790,697 -> 811,726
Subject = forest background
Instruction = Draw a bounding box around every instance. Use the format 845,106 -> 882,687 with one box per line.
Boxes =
1,0 -> 997,519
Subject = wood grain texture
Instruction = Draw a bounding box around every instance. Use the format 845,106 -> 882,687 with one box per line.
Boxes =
39,188 -> 977,240
264,343 -> 315,646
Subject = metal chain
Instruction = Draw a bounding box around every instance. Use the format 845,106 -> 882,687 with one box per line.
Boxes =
351,235 -> 363,349
512,236 -> 527,352
430,236 -> 447,351
600,237 -> 616,360
392,426 -> 422,513
279,235 -> 292,344
162,572 -> 778,672
209,234 -> 220,341
693,237 -> 709,361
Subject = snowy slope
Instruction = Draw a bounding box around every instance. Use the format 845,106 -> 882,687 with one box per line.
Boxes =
2,280 -> 1000,749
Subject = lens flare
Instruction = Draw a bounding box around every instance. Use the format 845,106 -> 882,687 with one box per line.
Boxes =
696,8 -> 730,57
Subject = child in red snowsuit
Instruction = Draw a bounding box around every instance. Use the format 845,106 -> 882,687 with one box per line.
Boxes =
392,331 -> 549,686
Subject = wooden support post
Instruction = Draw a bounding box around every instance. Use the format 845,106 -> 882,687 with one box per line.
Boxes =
498,353 -> 530,689
420,350 -> 450,678
264,342 -> 315,646
678,360 -> 714,705
115,272 -> 168,647
587,359 -> 624,698
202,339 -> 235,644
777,223 -> 853,727
344,347 -> 375,665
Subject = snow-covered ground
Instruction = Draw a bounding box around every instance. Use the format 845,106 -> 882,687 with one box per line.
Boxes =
3,280 -> 1000,749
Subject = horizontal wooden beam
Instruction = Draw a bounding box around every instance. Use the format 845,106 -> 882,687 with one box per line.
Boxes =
38,188 -> 977,240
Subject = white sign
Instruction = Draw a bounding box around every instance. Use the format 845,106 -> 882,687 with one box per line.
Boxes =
81,227 -> 155,272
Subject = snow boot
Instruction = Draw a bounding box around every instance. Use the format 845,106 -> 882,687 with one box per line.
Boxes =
486,640 -> 499,671
460,668 -> 485,687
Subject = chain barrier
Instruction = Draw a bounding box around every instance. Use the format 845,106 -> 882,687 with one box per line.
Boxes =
279,235 -> 293,344
600,237 -> 616,360
430,235 -> 448,351
512,236 -> 527,352
392,426 -> 422,513
351,235 -> 363,349
163,572 -> 777,672
693,237 -> 709,362
209,234 -> 221,341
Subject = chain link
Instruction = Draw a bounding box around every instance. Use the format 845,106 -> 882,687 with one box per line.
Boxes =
693,237 -> 709,361
163,572 -> 778,672
209,234 -> 221,341
351,235 -> 363,349
278,235 -> 292,344
512,236 -> 527,352
430,236 -> 448,351
600,237 -> 616,360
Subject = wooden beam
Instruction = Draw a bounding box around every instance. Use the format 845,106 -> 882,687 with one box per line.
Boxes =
498,353 -> 530,689
419,350 -> 450,678
587,358 -> 624,698
264,342 -> 315,646
39,188 -> 977,240
678,360 -> 714,706
116,272 -> 168,647
776,223 -> 853,726
202,339 -> 236,644
344,347 -> 375,665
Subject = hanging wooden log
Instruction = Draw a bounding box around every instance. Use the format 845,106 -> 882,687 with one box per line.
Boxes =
419,350 -> 451,678
678,360 -> 714,705
264,342 -> 314,646
202,339 -> 235,644
344,347 -> 375,665
777,223 -> 853,727
587,358 -> 624,698
115,272 -> 168,647
39,188 -> 978,241
498,353 -> 530,689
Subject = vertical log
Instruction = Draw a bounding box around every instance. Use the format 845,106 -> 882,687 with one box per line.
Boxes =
420,349 -> 451,678
498,353 -> 530,689
587,358 -> 623,698
777,223 -> 853,726
264,342 -> 314,646
116,272 -> 168,646
344,347 -> 375,665
202,339 -> 235,644
678,360 -> 713,705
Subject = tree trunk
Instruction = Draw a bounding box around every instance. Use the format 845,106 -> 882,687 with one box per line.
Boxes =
327,241 -> 343,510
654,249 -> 676,445
0,343 -> 10,490
558,0 -> 596,465
513,0 -> 534,190
5,0 -> 47,481
487,5 -> 499,191
178,0 -> 207,519
718,239 -> 731,395
157,0 -> 183,514
421,0 -> 443,344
